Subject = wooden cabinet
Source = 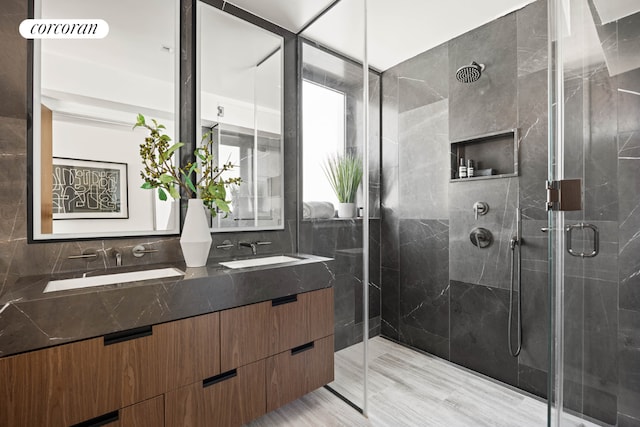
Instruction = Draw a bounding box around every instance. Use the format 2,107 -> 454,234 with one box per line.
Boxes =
306,288 -> 334,342
120,396 -> 164,427
0,288 -> 332,427
0,312 -> 219,427
220,288 -> 335,371
0,337 -> 120,427
266,335 -> 334,412
220,301 -> 271,372
156,312 -> 220,391
165,360 -> 266,427
104,325 -> 164,408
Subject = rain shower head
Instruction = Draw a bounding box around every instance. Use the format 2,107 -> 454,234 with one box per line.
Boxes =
455,61 -> 485,83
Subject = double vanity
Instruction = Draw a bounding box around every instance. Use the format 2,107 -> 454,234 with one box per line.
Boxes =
0,254 -> 335,427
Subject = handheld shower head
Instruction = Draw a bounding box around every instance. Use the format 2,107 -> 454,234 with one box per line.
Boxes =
455,61 -> 485,83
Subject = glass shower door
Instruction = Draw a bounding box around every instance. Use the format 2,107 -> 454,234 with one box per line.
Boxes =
548,0 -> 640,426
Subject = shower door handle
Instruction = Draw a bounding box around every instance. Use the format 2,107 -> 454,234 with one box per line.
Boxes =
565,223 -> 599,258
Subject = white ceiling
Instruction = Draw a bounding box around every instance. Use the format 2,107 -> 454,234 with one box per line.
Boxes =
200,2 -> 282,107
41,0 -> 639,118
230,0 -> 539,71
224,0 -> 336,32
591,0 -> 640,24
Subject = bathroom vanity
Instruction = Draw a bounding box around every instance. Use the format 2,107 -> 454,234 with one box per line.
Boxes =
0,256 -> 334,427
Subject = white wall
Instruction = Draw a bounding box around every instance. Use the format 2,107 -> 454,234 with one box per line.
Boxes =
51,114 -> 177,234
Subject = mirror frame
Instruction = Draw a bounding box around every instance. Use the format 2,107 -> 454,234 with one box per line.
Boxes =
197,0 -> 285,233
27,0 -> 182,242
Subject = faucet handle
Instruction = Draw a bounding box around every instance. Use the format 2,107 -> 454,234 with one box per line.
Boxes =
473,202 -> 489,220
132,245 -> 158,258
256,241 -> 272,246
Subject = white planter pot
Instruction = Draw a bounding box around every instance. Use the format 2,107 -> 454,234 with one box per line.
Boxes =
180,199 -> 212,267
337,202 -> 356,218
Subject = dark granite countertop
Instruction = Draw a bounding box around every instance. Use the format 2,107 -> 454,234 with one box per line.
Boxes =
0,253 -> 334,358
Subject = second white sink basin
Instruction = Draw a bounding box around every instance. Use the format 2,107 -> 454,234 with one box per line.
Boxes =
44,267 -> 185,293
219,255 -> 300,269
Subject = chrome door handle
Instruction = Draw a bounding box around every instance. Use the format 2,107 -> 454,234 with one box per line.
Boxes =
565,223 -> 599,258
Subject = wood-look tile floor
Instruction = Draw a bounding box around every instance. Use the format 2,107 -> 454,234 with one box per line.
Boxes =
247,337 -> 599,427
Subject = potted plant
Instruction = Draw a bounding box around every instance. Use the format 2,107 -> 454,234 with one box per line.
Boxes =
322,153 -> 363,218
134,114 -> 240,267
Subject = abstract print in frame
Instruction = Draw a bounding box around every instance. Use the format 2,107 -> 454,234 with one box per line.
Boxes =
52,157 -> 128,219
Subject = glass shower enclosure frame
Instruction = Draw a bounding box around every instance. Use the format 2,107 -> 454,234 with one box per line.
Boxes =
547,0 -> 638,425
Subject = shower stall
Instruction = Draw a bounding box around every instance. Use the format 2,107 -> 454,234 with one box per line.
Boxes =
298,0 -> 640,425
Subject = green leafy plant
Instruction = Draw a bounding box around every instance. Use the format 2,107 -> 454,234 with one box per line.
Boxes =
322,153 -> 363,203
133,114 -> 241,216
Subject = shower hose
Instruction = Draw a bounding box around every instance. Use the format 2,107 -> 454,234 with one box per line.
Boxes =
508,237 -> 522,357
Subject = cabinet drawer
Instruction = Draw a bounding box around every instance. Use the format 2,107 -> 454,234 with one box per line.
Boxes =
266,335 -> 334,412
270,288 -> 334,355
0,337 -> 119,427
120,396 -> 164,427
304,287 -> 334,344
0,312 -> 219,427
64,395 -> 163,427
220,301 -> 270,371
155,312 -> 220,391
220,288 -> 334,371
165,360 -> 266,427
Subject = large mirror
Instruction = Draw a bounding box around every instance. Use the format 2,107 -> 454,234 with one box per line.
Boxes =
198,2 -> 284,231
30,0 -> 180,240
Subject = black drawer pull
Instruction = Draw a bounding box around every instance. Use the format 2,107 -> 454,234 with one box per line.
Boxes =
103,325 -> 152,346
291,341 -> 314,355
70,410 -> 119,427
272,294 -> 297,306
203,369 -> 237,388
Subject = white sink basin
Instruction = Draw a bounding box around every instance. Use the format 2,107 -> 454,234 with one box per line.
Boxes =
219,255 -> 300,269
44,267 -> 185,293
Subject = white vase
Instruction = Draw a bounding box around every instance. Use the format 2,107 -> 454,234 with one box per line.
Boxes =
180,199 -> 212,267
337,202 -> 356,218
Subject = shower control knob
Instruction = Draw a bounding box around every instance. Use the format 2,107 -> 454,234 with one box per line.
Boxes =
470,227 -> 493,249
473,202 -> 489,220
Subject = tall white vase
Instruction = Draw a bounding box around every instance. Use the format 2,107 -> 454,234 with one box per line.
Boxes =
180,199 -> 212,267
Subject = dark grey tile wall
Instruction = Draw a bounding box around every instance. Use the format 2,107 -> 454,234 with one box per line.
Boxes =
0,0 -> 27,119
449,177 -> 518,289
617,64 -> 640,426
448,14 -> 517,141
381,0 -> 637,424
299,218 -> 381,352
382,1 -> 547,401
450,280 -> 519,386
398,219 -> 449,359
0,0 -> 298,301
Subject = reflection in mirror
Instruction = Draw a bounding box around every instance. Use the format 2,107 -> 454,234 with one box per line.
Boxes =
198,2 -> 284,231
30,0 -> 179,240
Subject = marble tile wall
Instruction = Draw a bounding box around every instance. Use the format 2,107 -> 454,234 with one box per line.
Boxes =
617,63 -> 640,426
379,1 -> 635,425
0,0 -> 298,301
381,0 -> 550,391
380,1 -> 640,424
299,219 -> 381,352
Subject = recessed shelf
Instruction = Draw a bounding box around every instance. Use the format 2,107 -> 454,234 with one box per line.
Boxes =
450,129 -> 518,182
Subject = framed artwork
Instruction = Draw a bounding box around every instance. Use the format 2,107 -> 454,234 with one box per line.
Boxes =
52,157 -> 128,219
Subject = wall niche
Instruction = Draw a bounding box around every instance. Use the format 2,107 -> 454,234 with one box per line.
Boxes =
450,129 -> 518,181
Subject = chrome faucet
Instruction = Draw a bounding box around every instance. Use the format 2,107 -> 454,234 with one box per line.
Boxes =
238,241 -> 272,255
239,241 -> 258,255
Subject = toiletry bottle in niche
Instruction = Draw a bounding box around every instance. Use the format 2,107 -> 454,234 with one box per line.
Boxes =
458,157 -> 467,178
467,159 -> 475,177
